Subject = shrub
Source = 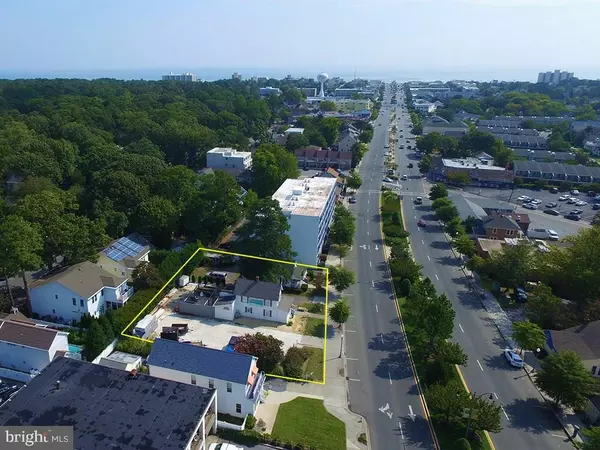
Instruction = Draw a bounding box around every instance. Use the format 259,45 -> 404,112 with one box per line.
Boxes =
301,283 -> 308,292
282,347 -> 308,378
271,363 -> 285,376
398,278 -> 412,297
245,414 -> 257,430
452,438 -> 472,450
358,433 -> 368,444
115,338 -> 153,357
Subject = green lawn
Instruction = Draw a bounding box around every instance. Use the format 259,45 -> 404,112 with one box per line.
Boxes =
272,397 -> 345,450
302,317 -> 325,337
302,347 -> 324,382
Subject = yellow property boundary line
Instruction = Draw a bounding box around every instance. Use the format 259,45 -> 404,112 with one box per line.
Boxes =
120,246 -> 329,385
380,191 -> 441,450
394,190 -> 497,450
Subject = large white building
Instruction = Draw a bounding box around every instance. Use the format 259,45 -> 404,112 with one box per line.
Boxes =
206,147 -> 252,170
272,177 -> 337,265
413,99 -> 437,114
537,70 -> 574,85
162,72 -> 198,82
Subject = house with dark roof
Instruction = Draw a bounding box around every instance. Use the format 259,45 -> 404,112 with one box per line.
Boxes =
234,277 -> 293,323
29,261 -> 133,323
337,128 -> 359,153
0,357 -> 217,450
0,317 -> 69,381
148,339 -> 265,418
96,233 -> 151,281
514,160 -> 600,184
482,214 -> 525,240
294,147 -> 352,170
545,321 -> 600,377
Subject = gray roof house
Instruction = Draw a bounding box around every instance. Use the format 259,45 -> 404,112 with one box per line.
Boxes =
545,321 -> 600,377
337,129 -> 358,153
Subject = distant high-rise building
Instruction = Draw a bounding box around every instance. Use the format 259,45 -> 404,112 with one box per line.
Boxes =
162,72 -> 197,82
232,72 -> 242,80
537,70 -> 574,85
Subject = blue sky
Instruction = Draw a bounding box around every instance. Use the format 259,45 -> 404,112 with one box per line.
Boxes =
2,0 -> 599,80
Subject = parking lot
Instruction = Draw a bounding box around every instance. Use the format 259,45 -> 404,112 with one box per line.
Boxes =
461,187 -> 593,238
152,305 -> 324,354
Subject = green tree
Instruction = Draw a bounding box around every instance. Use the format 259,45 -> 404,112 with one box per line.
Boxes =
535,350 -> 598,409
251,144 -> 300,197
453,234 -> 476,258
0,215 -> 44,311
235,198 -> 295,281
445,217 -> 465,237
431,197 -> 453,211
525,283 -> 576,330
398,278 -> 412,297
85,321 -> 109,361
134,196 -> 178,248
346,169 -> 362,190
468,394 -> 502,434
320,100 -> 337,112
582,427 -> 600,450
334,244 -> 350,261
282,347 -> 308,378
451,438 -> 472,450
447,172 -> 472,186
328,265 -> 355,292
426,380 -> 470,423
319,117 -> 343,146
435,205 -> 460,223
434,340 -> 468,366
418,154 -> 432,174
512,321 -> 547,354
486,241 -> 537,289
329,205 -> 356,247
286,133 -> 310,152
429,183 -> 449,200
234,332 -> 284,373
329,297 -> 351,326
131,261 -> 164,290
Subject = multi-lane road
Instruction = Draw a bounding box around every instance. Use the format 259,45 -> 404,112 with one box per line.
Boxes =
344,86 -> 437,449
344,84 -> 571,450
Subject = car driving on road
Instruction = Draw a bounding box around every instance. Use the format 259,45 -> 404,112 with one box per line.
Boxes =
414,197 -> 423,205
504,349 -> 525,368
417,219 -> 427,227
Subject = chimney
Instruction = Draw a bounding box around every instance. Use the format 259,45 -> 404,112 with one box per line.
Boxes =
255,276 -> 260,282
56,380 -> 60,390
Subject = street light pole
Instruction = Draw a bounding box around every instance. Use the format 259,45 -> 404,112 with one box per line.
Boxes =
339,328 -> 344,358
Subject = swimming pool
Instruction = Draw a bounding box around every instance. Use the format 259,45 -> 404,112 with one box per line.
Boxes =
68,344 -> 83,354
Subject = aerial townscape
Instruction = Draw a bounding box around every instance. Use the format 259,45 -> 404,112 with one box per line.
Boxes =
1,2 -> 600,450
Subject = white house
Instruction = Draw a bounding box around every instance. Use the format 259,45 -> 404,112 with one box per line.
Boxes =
206,147 -> 252,170
147,339 -> 266,418
96,233 -> 150,281
272,177 -> 337,265
584,138 -> 600,157
413,99 -> 437,114
29,261 -> 133,323
234,277 -> 293,323
337,129 -> 358,153
0,318 -> 68,377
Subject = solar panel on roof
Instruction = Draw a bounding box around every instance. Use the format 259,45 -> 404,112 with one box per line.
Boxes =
106,249 -> 127,262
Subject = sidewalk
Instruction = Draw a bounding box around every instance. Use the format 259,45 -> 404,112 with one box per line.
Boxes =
440,227 -> 586,445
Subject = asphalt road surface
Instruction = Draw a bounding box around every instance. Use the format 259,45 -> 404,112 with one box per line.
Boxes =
394,102 -> 570,450
344,87 -> 437,449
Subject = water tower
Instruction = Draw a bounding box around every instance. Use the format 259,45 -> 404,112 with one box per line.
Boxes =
317,72 -> 329,98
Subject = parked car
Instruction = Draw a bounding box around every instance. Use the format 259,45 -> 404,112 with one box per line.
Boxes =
383,177 -> 393,183
414,197 -> 423,205
504,349 -> 525,368
558,195 -> 570,201
407,163 -> 414,168
593,204 -> 600,210
349,197 -> 357,204
401,175 -> 408,180
571,209 -> 583,215
567,198 -> 577,204
564,214 -> 581,221
576,200 -> 588,206
571,189 -> 580,196
587,191 -> 596,197
546,202 -> 558,208
384,144 -> 390,149
548,230 -> 560,241
550,187 -> 559,194
523,203 -> 537,210
417,219 -> 427,227
515,287 -> 528,302
543,209 -> 559,216
209,444 -> 244,450
531,199 -> 542,204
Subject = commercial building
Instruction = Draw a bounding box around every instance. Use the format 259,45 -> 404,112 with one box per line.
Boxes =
299,87 -> 317,97
148,339 -> 265,418
162,72 -> 198,82
429,156 -> 515,188
272,177 -> 337,264
294,147 -> 352,171
259,86 -> 281,97
537,70 -> 574,85
513,160 -> 600,184
206,147 -> 252,170
0,357 -> 218,450
334,88 -> 360,98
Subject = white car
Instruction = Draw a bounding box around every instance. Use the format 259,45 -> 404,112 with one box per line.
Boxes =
523,203 -> 537,210
558,195 -> 570,201
548,230 -> 560,241
576,200 -> 588,206
208,445 -> 244,450
383,177 -> 393,183
504,349 -> 525,368
516,196 -> 530,202
401,175 -> 408,180
531,199 -> 542,205
571,189 -> 580,196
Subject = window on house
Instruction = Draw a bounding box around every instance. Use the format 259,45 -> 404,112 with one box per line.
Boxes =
208,379 -> 214,389
592,366 -> 598,375
191,375 -> 197,385
236,403 -> 242,414
55,294 -> 59,300
245,306 -> 252,314
506,230 -> 514,236
80,299 -> 84,307
227,382 -> 232,393
492,228 -> 497,234
263,310 -> 272,317
72,298 -> 76,306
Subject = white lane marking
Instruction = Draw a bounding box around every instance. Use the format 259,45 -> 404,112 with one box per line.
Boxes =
347,358 -> 358,361
421,239 -> 425,245
493,392 -> 498,400
375,304 -> 379,313
398,422 -> 404,440
551,434 -> 565,438
380,334 -> 385,344
369,261 -> 372,267
388,372 -> 393,385
435,274 -> 439,280
371,280 -> 375,287
367,219 -> 369,223
477,360 -> 484,371
414,215 -> 417,219
349,378 -> 361,382
501,405 -> 510,420
368,199 -> 370,204
367,231 -> 370,236
346,329 -> 357,333
458,324 -> 464,333
427,255 -> 431,261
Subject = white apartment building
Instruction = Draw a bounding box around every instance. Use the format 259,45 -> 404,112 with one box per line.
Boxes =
272,177 -> 337,265
162,72 -> 198,82
206,147 -> 252,170
413,99 -> 437,114
537,70 -> 574,85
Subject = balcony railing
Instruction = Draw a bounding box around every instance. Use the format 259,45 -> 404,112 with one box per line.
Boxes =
247,371 -> 266,401
116,286 -> 134,303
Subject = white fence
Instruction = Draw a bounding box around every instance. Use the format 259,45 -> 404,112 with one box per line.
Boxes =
217,417 -> 246,431
91,338 -> 120,364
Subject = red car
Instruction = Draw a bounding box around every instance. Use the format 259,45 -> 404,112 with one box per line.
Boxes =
417,219 -> 426,227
